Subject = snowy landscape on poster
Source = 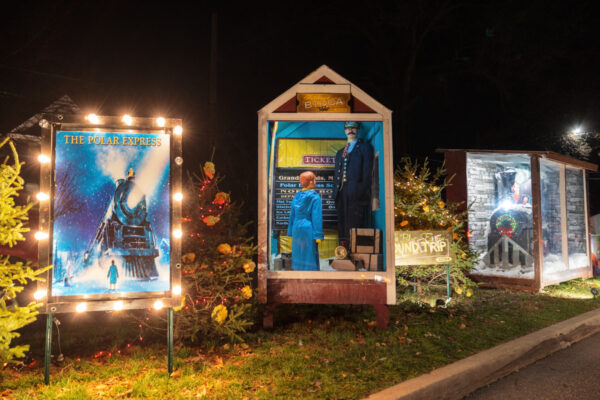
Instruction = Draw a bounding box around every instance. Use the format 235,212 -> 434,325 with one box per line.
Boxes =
52,131 -> 170,296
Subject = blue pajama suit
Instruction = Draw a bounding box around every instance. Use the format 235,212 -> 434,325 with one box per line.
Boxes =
287,190 -> 324,271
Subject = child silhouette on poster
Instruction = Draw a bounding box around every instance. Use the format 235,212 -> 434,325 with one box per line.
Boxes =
287,171 -> 324,271
107,259 -> 119,290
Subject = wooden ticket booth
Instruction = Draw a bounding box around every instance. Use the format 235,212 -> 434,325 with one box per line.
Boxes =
257,65 -> 395,327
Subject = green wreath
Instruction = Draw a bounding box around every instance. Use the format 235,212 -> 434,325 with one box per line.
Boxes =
496,214 -> 517,237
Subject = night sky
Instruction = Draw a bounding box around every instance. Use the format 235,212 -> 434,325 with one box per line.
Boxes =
2,0 -> 600,219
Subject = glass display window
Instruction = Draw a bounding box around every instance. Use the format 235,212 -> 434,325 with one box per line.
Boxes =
566,167 -> 588,270
466,153 -> 534,278
266,121 -> 386,272
540,159 -> 565,282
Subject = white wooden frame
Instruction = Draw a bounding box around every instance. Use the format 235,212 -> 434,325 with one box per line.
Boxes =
257,65 -> 396,304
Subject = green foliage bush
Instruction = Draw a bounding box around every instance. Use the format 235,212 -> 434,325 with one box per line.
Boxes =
393,158 -> 478,295
0,138 -> 48,364
174,160 -> 256,343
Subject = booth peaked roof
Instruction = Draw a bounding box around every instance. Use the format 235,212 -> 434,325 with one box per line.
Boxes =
439,148 -> 597,171
8,95 -> 80,141
259,65 -> 391,116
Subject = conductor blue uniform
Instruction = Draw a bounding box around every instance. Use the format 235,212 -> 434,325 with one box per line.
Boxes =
287,182 -> 324,271
333,122 -> 374,245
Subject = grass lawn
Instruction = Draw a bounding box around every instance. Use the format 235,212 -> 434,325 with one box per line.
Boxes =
2,278 -> 600,399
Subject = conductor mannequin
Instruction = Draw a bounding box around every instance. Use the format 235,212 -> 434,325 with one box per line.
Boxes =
287,171 -> 324,271
333,121 -> 374,248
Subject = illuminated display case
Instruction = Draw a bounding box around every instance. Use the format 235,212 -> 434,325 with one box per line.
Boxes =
36,114 -> 182,313
258,66 -> 395,327
443,150 -> 597,291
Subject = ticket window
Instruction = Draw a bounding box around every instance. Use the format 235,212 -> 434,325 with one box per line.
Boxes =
266,121 -> 386,271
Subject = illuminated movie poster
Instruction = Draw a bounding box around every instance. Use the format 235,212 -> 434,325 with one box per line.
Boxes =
51,131 -> 171,297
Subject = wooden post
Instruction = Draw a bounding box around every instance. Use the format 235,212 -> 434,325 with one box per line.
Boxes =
530,155 -> 543,291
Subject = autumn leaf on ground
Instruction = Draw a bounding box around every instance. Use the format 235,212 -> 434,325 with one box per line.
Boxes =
170,369 -> 182,378
459,323 -> 466,329
213,356 -> 224,369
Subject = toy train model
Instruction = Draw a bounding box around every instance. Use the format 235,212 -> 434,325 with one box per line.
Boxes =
83,169 -> 159,280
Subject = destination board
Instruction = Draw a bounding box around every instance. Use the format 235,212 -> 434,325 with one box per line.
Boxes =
272,168 -> 337,231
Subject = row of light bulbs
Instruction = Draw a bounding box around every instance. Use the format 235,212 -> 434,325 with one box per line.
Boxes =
85,114 -> 183,134
35,114 -> 183,311
33,286 -> 182,312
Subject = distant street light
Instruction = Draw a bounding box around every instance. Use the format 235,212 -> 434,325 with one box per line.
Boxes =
570,126 -> 583,136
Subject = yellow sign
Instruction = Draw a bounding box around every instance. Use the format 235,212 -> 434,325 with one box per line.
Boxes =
394,230 -> 455,266
297,93 -> 351,113
276,138 -> 345,168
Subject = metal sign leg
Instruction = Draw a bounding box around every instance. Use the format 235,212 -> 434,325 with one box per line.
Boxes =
446,264 -> 451,302
167,307 -> 173,375
44,313 -> 52,385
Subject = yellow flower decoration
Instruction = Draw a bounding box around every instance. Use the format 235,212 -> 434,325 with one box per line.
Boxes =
455,286 -> 463,295
211,305 -> 228,324
173,296 -> 186,312
217,243 -> 232,255
213,192 -> 229,205
438,201 -> 445,209
453,233 -> 460,240
423,205 -> 430,212
243,260 -> 256,273
241,285 -> 253,299
466,289 -> 473,298
400,220 -> 409,227
203,161 -> 216,179
203,215 -> 220,226
181,252 -> 196,264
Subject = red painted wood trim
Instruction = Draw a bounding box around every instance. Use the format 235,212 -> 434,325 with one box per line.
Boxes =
470,274 -> 537,292
314,76 -> 335,84
274,97 -> 297,113
352,97 -> 376,113
443,151 -> 467,212
267,279 -> 387,304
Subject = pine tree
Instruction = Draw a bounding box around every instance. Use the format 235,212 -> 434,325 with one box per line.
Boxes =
394,157 -> 478,295
0,138 -> 49,364
174,160 -> 256,343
